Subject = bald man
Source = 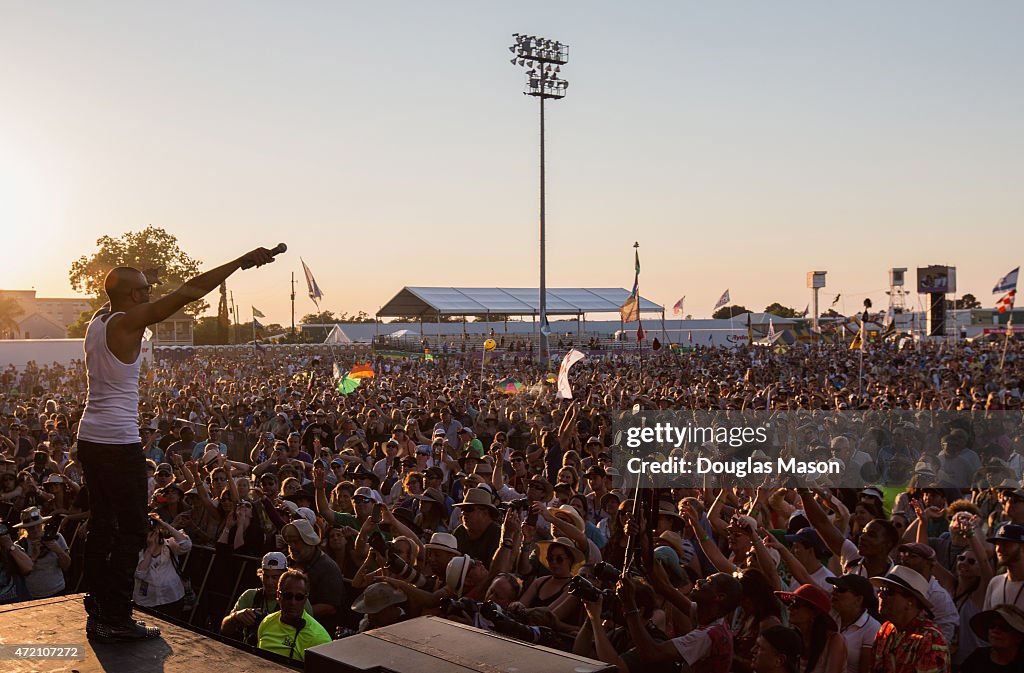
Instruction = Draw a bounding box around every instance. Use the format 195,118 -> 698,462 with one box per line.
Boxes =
79,247 -> 277,642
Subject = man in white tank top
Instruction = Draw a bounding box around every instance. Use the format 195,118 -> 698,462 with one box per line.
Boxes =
79,247 -> 278,642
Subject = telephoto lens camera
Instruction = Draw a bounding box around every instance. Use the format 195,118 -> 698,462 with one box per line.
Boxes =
440,596 -> 479,619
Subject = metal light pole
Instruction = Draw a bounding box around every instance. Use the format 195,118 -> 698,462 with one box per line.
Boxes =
510,33 -> 569,366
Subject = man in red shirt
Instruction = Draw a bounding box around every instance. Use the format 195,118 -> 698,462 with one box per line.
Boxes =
869,565 -> 950,673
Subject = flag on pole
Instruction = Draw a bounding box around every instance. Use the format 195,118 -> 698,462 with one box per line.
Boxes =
252,306 -> 265,318
672,296 -> 685,316
767,318 -> 776,340
652,337 -> 661,351
800,304 -> 809,318
619,249 -> 641,323
994,268 -> 1019,294
555,348 -> 586,399
997,291 -> 1017,314
994,267 -> 1019,314
636,324 -> 645,343
301,258 -> 324,302
746,312 -> 753,343
713,289 -> 730,312
349,362 -> 375,379
253,318 -> 263,330
831,294 -> 841,307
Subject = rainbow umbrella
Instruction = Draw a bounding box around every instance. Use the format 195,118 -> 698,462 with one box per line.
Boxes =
496,378 -> 524,394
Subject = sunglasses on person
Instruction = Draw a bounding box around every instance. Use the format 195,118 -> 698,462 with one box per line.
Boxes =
956,554 -> 978,565
876,587 -> 907,599
279,591 -> 307,602
238,502 -> 253,509
353,496 -> 373,504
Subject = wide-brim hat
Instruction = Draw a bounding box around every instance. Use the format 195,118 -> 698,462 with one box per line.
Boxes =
445,554 -> 473,596
352,582 -> 408,614
657,503 -> 686,529
548,504 -> 585,532
414,487 -> 447,509
425,532 -> 460,556
657,531 -> 690,561
969,603 -> 1024,639
453,487 -> 498,515
536,537 -> 586,571
775,584 -> 837,629
870,565 -> 933,612
13,506 -> 51,529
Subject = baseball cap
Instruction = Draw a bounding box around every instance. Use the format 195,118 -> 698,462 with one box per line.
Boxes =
261,551 -> 289,570
353,486 -> 384,504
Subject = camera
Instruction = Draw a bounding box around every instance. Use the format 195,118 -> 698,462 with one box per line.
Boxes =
592,561 -> 621,584
507,498 -> 530,511
440,596 -> 478,618
566,575 -> 609,603
42,514 -> 65,542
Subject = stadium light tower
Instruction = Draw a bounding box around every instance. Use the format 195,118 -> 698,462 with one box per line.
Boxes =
509,33 -> 569,365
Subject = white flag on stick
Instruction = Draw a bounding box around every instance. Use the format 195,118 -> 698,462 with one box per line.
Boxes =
555,348 -> 586,399
713,289 -> 730,312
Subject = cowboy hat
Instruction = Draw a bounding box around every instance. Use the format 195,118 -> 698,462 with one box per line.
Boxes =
549,504 -> 585,532
969,603 -> 1024,639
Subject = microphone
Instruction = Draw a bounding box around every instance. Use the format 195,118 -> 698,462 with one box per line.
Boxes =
241,243 -> 287,269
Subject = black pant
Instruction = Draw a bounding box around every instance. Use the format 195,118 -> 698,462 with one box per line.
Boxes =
78,439 -> 147,623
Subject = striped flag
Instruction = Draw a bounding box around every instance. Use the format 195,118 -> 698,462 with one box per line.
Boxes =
619,249 -> 641,323
713,289 -> 730,312
672,296 -> 685,316
994,267 -> 1019,314
301,258 -> 324,302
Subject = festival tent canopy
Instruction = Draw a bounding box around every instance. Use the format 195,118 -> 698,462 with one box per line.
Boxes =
376,287 -> 664,320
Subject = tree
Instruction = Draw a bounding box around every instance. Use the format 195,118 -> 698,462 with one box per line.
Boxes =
0,296 -> 25,338
763,302 -> 802,318
947,293 -> 981,310
712,304 -> 750,319
820,308 -> 844,319
300,311 -> 339,325
67,226 -> 205,336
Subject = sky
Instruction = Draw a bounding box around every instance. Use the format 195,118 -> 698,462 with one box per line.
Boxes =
2,2 -> 1023,326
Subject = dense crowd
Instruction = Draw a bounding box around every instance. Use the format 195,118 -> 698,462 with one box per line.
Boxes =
2,337 -> 1024,672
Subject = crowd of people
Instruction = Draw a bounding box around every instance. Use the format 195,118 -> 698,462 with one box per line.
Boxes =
2,336 -> 1024,672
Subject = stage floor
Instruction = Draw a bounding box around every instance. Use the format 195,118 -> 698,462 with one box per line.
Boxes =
0,594 -> 295,673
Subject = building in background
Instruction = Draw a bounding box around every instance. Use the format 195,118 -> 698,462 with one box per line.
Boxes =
0,290 -> 92,339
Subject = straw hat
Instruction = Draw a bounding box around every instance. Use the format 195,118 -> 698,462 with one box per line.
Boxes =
445,554 -> 473,596
535,537 -> 585,572
424,532 -> 460,556
869,565 -> 933,612
13,506 -> 51,529
549,504 -> 585,532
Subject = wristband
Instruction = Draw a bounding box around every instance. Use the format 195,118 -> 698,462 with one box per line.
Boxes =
700,533 -> 710,542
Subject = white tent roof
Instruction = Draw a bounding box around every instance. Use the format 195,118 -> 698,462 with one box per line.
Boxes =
377,287 -> 663,319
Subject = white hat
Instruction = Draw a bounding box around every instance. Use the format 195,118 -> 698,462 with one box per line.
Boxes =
870,565 -> 933,612
295,507 -> 317,526
282,518 -> 320,546
445,555 -> 473,597
353,486 -> 384,504
261,551 -> 289,570
424,532 -> 460,555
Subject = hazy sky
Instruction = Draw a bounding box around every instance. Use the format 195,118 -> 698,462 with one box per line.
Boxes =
2,3 -> 1022,325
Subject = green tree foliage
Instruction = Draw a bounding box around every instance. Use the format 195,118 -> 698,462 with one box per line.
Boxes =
947,293 -> 981,310
0,295 -> 25,338
763,302 -> 802,318
301,310 -> 375,324
712,304 -> 750,319
67,226 -> 205,336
